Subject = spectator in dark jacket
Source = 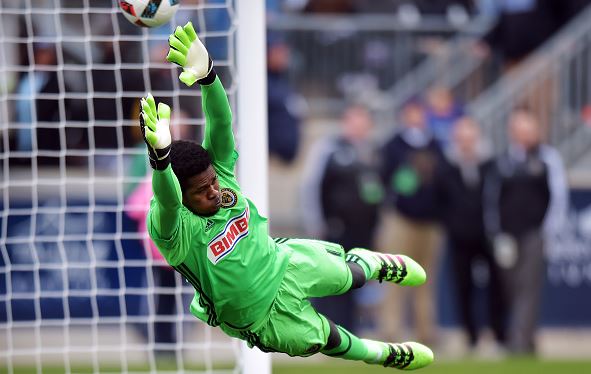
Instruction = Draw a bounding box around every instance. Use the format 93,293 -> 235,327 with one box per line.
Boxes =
483,0 -> 557,64
478,0 -> 579,67
301,104 -> 383,332
267,33 -> 304,163
436,117 -> 507,353
15,43 -> 86,166
483,107 -> 567,354
375,98 -> 445,345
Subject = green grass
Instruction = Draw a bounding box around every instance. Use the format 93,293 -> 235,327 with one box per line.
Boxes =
274,359 -> 591,374
2,359 -> 590,374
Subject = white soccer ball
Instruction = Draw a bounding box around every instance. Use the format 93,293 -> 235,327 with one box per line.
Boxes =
118,0 -> 180,28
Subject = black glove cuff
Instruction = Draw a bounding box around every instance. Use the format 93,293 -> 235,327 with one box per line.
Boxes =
197,59 -> 216,85
149,154 -> 171,170
147,144 -> 171,170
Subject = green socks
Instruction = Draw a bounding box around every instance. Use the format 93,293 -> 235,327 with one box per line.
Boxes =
345,248 -> 380,280
321,325 -> 384,363
321,325 -> 435,370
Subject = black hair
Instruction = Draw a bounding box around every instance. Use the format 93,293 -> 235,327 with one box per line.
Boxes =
170,140 -> 212,192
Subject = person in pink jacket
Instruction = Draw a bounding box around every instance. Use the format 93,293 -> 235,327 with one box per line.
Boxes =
127,177 -> 179,358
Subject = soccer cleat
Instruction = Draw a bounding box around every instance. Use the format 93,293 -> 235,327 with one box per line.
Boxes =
346,249 -> 426,286
376,253 -> 426,286
382,342 -> 434,370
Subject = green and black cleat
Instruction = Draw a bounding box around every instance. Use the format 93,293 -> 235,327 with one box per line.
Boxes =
346,249 -> 427,286
382,342 -> 434,370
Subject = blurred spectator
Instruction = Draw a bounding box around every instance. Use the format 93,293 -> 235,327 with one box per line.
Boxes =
561,1 -> 591,23
126,177 -> 179,359
303,0 -> 355,13
351,0 -> 400,13
70,38 -> 144,170
435,117 -> 507,353
425,85 -> 464,150
477,0 -> 567,68
15,43 -> 58,153
483,107 -> 568,354
267,33 -> 305,163
375,99 -> 445,345
91,40 -> 143,147
15,43 -> 86,165
415,0 -> 474,15
303,0 -> 475,15
301,104 -> 383,331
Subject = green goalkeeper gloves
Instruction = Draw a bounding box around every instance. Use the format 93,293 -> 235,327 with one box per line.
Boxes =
166,21 -> 214,87
140,93 -> 172,170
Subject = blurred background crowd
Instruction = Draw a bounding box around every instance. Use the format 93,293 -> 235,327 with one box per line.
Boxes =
2,0 -> 591,364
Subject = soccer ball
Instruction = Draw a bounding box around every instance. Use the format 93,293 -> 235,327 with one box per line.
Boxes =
119,0 -> 180,28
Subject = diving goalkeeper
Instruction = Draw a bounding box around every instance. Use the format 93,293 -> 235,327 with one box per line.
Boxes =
140,21 -> 434,370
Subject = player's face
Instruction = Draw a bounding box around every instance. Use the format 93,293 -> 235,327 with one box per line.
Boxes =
183,166 -> 221,216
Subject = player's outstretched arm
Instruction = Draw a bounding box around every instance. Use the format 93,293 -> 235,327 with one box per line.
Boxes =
140,94 -> 182,239
166,21 -> 235,164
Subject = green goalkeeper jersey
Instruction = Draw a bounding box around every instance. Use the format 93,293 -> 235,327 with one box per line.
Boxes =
146,76 -> 290,329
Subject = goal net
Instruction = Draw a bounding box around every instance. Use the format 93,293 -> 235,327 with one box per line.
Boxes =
0,1 -> 268,373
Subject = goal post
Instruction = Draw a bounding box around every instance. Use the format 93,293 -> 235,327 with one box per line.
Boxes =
236,1 -> 272,374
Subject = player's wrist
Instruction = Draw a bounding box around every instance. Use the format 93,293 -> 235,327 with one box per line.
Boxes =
147,146 -> 171,170
197,61 -> 216,85
149,154 -> 171,170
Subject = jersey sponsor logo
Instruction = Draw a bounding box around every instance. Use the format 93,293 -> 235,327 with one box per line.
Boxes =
220,188 -> 238,208
207,206 -> 250,264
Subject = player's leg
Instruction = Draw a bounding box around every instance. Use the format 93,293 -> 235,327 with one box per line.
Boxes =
320,316 -> 434,370
233,284 -> 435,369
285,238 -> 425,301
345,247 -> 427,286
283,239 -> 361,298
238,243 -> 434,369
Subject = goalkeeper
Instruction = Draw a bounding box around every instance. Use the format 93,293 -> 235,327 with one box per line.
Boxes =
141,21 -> 434,370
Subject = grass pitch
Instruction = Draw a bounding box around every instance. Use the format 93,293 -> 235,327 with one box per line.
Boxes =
2,358 -> 591,373
274,359 -> 591,374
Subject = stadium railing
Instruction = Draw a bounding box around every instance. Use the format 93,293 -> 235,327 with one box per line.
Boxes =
267,12 -> 491,117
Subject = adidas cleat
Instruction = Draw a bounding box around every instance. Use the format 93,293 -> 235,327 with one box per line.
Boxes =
347,249 -> 427,286
382,342 -> 434,370
375,253 -> 426,286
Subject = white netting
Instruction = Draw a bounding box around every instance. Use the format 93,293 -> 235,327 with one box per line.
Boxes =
0,1 -> 248,373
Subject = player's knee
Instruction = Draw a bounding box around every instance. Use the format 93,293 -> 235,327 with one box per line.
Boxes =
347,262 -> 366,289
323,319 -> 341,351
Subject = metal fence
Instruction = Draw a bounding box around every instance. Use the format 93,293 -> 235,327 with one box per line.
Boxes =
267,13 -> 491,117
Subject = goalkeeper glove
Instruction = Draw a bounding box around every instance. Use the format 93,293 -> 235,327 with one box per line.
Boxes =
140,93 -> 172,170
166,21 -> 214,87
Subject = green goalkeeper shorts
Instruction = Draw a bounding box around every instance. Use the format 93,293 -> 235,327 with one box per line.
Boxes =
220,238 -> 352,357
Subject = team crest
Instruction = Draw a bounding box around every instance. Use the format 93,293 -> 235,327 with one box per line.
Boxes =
220,188 -> 238,208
